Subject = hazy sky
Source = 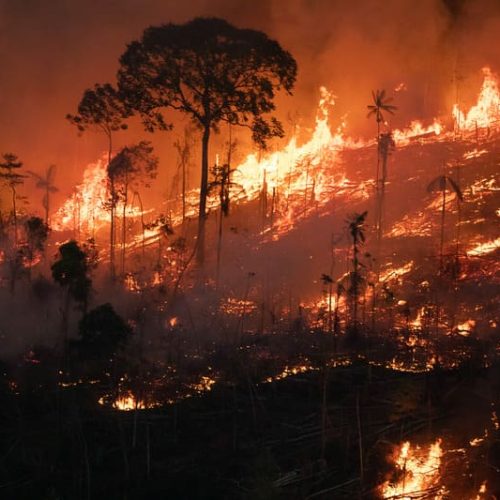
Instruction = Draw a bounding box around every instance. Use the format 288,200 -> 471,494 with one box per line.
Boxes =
0,0 -> 499,203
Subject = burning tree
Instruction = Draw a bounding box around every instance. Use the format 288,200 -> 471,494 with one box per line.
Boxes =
107,141 -> 159,275
117,17 -> 297,265
67,83 -> 130,278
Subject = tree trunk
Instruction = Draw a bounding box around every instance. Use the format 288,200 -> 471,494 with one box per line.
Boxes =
440,188 -> 446,270
121,176 -> 128,275
108,136 -> 116,280
11,186 -> 17,246
45,185 -> 50,226
196,126 -> 210,266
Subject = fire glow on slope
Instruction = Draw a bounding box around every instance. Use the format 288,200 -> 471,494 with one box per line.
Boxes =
53,68 -> 500,245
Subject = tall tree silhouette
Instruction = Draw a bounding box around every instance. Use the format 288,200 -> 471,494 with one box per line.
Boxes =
27,164 -> 58,226
172,127 -> 195,225
347,211 -> 368,326
52,240 -> 93,361
427,175 -> 463,270
67,83 -> 130,278
118,17 -> 297,265
0,153 -> 25,245
367,90 -> 396,247
377,132 -> 396,245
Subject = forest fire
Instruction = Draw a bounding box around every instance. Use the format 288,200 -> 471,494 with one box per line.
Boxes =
1,4 -> 500,499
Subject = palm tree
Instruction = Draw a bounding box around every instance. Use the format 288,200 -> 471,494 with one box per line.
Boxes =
347,211 -> 368,326
367,91 -> 397,246
367,90 -> 397,140
27,164 -> 58,226
427,175 -> 463,269
377,132 -> 396,244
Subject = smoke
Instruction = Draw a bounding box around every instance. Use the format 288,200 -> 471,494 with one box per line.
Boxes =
0,0 -> 499,192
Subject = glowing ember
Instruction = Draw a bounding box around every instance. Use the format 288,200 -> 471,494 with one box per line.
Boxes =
381,439 -> 445,499
98,392 -> 148,411
189,375 -> 216,394
456,319 -> 476,336
264,363 -> 314,383
219,298 -> 257,315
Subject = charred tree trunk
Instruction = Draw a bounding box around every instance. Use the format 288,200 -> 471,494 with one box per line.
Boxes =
196,125 -> 210,266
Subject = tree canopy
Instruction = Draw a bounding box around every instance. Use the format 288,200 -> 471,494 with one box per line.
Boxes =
117,17 -> 297,264
117,17 -> 297,146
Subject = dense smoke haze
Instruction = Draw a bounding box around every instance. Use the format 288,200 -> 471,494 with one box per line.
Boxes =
1,0 -> 500,206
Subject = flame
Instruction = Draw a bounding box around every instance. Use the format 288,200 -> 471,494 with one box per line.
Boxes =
232,86 -> 359,237
380,261 -> 414,283
53,157 -> 110,233
453,67 -> 500,132
381,439 -> 445,499
98,392 -> 149,411
393,119 -> 442,146
472,481 -> 488,500
466,237 -> 500,257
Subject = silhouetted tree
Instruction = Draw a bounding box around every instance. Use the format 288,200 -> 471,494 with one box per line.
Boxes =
107,141 -> 158,275
367,91 -> 396,246
67,83 -> 130,278
427,175 -> 463,269
52,240 -> 92,346
0,153 -> 25,245
77,303 -> 131,361
118,17 -> 297,264
172,126 -> 195,224
347,211 -> 368,326
377,132 -> 396,244
27,165 -> 58,226
209,130 -> 241,287
23,216 -> 49,279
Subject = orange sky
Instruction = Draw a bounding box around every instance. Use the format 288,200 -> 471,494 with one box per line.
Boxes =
1,0 -> 499,213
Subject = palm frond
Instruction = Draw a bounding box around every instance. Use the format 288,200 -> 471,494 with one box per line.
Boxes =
445,176 -> 464,201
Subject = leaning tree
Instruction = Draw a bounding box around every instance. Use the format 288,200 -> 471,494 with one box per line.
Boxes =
117,17 -> 297,264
